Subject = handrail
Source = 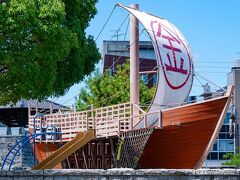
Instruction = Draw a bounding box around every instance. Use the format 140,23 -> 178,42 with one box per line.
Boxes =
28,102 -> 161,140
132,103 -> 146,114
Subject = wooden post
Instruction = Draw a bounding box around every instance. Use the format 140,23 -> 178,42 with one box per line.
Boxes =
130,4 -> 139,122
66,157 -> 71,168
91,105 -> 95,130
159,110 -> 162,128
28,101 -> 31,117
110,138 -> 115,159
50,104 -> 53,114
74,152 -> 80,169
100,140 -> 104,169
90,142 -> 96,169
118,119 -> 121,135
130,103 -> 133,130
144,114 -> 147,128
36,100 -> 39,115
82,147 -> 88,169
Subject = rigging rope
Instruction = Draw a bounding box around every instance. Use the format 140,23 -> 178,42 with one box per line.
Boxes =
194,71 -> 226,92
95,5 -> 117,41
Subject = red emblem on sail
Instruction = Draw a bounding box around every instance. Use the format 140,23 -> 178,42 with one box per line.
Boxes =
151,21 -> 192,90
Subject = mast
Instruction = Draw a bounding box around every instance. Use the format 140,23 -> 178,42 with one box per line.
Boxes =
130,4 -> 139,120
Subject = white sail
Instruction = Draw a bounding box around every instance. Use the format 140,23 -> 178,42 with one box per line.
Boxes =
118,4 -> 193,124
118,4 -> 194,126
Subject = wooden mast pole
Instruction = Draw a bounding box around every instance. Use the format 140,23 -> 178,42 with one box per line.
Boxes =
130,4 -> 139,123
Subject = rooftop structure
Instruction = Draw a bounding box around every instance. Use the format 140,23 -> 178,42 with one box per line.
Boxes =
0,99 -> 69,128
102,40 -> 157,87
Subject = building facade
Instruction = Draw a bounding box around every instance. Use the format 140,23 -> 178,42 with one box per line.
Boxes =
103,40 -> 157,87
204,112 -> 235,167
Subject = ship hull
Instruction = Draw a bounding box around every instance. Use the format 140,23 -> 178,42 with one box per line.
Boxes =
138,96 -> 229,169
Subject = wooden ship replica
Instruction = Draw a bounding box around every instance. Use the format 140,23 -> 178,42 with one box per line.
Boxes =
2,4 -> 233,170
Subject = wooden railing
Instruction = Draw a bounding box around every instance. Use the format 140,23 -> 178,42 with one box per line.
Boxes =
28,102 -> 162,142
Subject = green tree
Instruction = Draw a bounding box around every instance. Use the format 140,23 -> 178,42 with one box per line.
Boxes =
223,153 -> 240,167
76,62 -> 155,111
0,0 -> 100,104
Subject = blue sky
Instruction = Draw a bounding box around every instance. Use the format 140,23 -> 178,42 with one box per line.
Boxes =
54,0 -> 240,106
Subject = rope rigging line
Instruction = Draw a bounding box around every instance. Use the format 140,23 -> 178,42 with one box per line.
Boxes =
104,9 -> 158,72
104,18 -> 130,73
113,65 -> 158,106
139,91 -> 225,108
194,71 -> 226,92
194,74 -> 205,87
65,63 -> 158,111
137,82 -> 211,109
95,5 -> 117,41
105,28 -> 145,72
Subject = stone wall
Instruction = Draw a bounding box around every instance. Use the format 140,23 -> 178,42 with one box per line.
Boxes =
0,135 -> 35,170
1,169 -> 240,180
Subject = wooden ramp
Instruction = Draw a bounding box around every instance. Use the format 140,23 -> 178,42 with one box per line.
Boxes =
32,130 -> 95,170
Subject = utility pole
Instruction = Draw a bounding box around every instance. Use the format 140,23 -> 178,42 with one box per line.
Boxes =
130,4 -> 139,123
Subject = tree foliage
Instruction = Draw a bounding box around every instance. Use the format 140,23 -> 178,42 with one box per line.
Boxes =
76,62 -> 155,111
0,0 -> 100,104
223,153 -> 240,167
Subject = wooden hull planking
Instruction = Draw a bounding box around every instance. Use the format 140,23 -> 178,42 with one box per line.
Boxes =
138,96 -> 230,169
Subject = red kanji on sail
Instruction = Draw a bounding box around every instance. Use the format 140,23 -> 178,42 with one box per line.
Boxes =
162,35 -> 187,75
153,21 -> 188,76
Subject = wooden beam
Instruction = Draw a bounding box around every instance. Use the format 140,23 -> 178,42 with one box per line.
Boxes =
74,152 -> 79,169
90,142 -> 96,169
139,70 -> 157,74
82,146 -> 88,169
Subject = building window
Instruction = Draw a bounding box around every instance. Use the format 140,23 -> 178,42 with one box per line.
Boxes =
219,133 -> 233,139
224,112 -> 231,124
219,152 -> 229,160
219,140 -> 234,152
212,141 -> 218,151
153,74 -> 157,85
207,112 -> 234,161
208,152 -> 218,160
140,74 -> 148,85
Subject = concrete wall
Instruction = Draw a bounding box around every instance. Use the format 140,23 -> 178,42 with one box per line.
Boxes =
1,169 -> 240,180
0,135 -> 35,170
0,127 -> 25,136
